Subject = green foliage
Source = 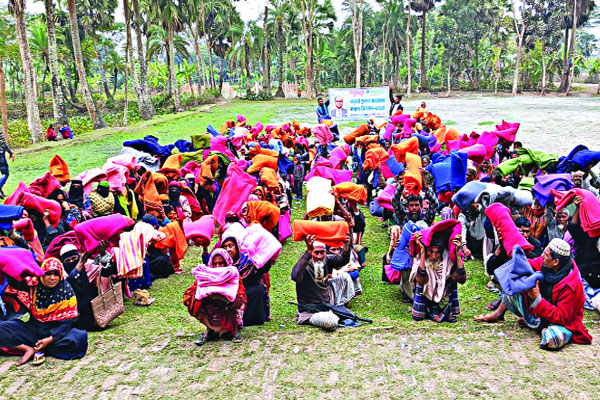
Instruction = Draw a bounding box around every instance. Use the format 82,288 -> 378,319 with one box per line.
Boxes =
245,91 -> 274,101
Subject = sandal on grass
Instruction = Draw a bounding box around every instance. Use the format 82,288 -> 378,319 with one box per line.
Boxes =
32,352 -> 45,366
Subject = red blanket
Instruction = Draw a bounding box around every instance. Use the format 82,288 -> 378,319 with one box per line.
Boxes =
551,188 -> 600,238
485,203 -> 533,256
292,220 -> 349,248
0,247 -> 43,282
18,192 -> 62,228
29,172 -> 62,198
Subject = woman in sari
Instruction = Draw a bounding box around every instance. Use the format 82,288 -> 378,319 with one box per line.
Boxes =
183,249 -> 246,345
0,258 -> 88,365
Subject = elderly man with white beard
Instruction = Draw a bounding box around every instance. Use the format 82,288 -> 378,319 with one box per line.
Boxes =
291,234 -> 351,330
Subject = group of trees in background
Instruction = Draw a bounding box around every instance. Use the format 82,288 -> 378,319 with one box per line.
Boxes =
0,0 -> 598,143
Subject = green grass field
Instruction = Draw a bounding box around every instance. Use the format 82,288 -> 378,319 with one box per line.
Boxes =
1,98 -> 599,399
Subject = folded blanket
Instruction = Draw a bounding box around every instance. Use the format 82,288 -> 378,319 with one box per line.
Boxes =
403,153 -> 423,196
518,177 -> 535,191
344,123 -> 370,145
476,184 -> 533,209
115,221 -> 166,279
12,218 -> 34,241
77,168 -> 108,195
0,247 -> 43,282
247,154 -> 278,174
377,184 -> 396,211
123,135 -> 172,160
494,245 -> 543,296
390,137 -> 419,163
532,173 -> 573,207
383,154 -> 405,178
485,203 -> 533,256
383,123 -> 396,141
192,264 -> 239,302
458,144 -> 487,164
313,124 -> 333,145
241,223 -> 282,269
29,172 -> 62,198
333,182 -> 367,205
183,215 -> 216,247
304,166 -> 352,185
213,164 -> 257,225
556,145 -> 600,173
459,132 -> 479,149
451,181 -> 488,211
431,151 -> 468,193
0,205 -> 24,231
306,177 -> 335,218
260,167 -> 280,190
408,219 -> 462,263
292,220 -> 349,248
191,134 -> 211,150
390,221 -> 422,271
16,192 -> 62,228
246,201 -> 280,231
278,153 -> 294,175
551,188 -> 600,238
476,131 -> 500,160
44,232 -> 80,260
363,147 -> 389,171
104,164 -> 130,194
328,146 -> 350,168
159,154 -> 182,179
49,154 -> 70,184
157,221 -> 188,262
74,214 -> 134,254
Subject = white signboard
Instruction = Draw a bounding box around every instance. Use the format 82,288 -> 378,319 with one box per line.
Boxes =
327,86 -> 390,120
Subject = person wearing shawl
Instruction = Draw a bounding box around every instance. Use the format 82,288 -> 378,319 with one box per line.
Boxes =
141,214 -> 174,279
501,239 -> 592,350
291,234 -> 351,330
0,258 -> 88,365
410,232 -> 466,323
221,223 -> 271,327
167,182 -> 192,223
88,181 -> 115,217
29,206 -> 66,250
65,180 -> 92,229
183,249 -> 246,345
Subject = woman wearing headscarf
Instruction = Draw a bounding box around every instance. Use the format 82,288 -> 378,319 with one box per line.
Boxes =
183,249 -> 246,345
221,223 -> 271,328
168,182 -> 192,222
88,181 -> 115,217
0,258 -> 88,365
64,179 -> 92,229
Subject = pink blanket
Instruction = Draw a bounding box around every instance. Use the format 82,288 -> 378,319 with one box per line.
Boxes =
313,124 -> 333,145
77,168 -> 108,194
104,165 -> 130,193
192,264 -> 239,302
17,192 -> 62,228
213,164 -> 257,225
13,218 -> 35,241
74,214 -> 134,254
377,184 -> 396,211
44,232 -> 80,259
459,132 -> 479,149
459,144 -> 487,164
485,203 -> 533,256
304,166 -> 352,185
328,146 -> 350,169
383,123 -> 396,141
3,182 -> 28,206
183,215 -> 216,246
477,131 -> 499,160
408,219 -> 462,263
0,247 -> 43,281
551,188 -> 600,238
241,223 -> 282,269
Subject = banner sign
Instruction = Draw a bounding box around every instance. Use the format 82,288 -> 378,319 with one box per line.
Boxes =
327,86 -> 390,120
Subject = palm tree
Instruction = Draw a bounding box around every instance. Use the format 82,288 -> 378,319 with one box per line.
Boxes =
43,0 -> 68,125
131,0 -> 155,119
411,0 -> 441,91
350,0 -> 365,88
104,50 -> 125,98
150,0 -> 184,111
177,59 -> 196,96
268,0 -> 292,98
78,0 -> 118,101
66,0 -> 107,129
0,13 -> 14,141
8,0 -> 44,142
28,19 -> 49,106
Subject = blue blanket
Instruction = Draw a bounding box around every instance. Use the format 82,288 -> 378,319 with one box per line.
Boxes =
0,205 -> 24,231
532,173 -> 574,208
390,221 -> 422,271
494,245 -> 543,296
123,135 -> 172,161
451,181 -> 488,211
556,145 -> 600,173
430,151 -> 468,193
278,153 -> 294,175
207,124 -> 220,137
174,139 -> 194,153
385,155 -> 405,176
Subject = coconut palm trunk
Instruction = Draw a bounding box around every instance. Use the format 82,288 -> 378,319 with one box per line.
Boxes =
9,0 -> 44,142
44,0 -> 68,125
132,0 -> 155,119
94,36 -> 114,101
167,24 -> 182,112
405,1 -> 412,96
66,0 -> 107,129
0,60 -> 9,141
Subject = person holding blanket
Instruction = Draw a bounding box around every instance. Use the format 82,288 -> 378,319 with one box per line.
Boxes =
183,249 -> 246,345
502,239 -> 592,350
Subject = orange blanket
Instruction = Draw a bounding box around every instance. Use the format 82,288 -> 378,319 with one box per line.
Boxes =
157,221 -> 188,262
198,154 -> 219,188
362,146 -> 389,171
260,167 -> 279,190
159,154 -> 182,181
246,201 -> 280,231
433,126 -> 448,143
49,154 -> 70,184
333,182 -> 367,205
403,152 -> 423,196
424,113 -> 441,130
292,220 -> 349,248
354,135 -> 379,147
247,154 -> 278,174
444,127 -> 460,142
390,136 -> 419,163
248,145 -> 279,158
344,123 -> 370,145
